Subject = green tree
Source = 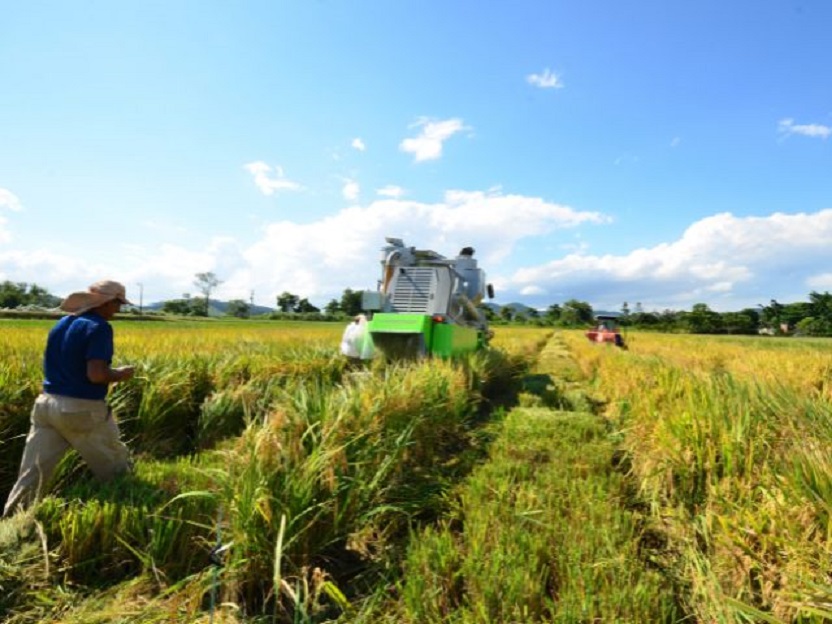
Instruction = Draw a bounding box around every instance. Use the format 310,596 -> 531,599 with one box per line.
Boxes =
295,298 -> 320,313
656,309 -> 683,331
277,292 -> 299,313
226,299 -> 251,319
194,272 -> 222,316
0,281 -> 60,309
560,299 -> 594,326
759,299 -> 784,331
782,301 -> 810,329
340,289 -> 363,317
800,291 -> 832,335
324,299 -> 341,315
162,297 -> 201,316
686,303 -> 722,334
544,303 -> 562,323
720,311 -> 757,335
739,307 -> 761,327
0,281 -> 26,308
632,311 -> 660,327
808,291 -> 832,322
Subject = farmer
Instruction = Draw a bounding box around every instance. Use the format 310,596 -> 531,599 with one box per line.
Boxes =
3,280 -> 136,516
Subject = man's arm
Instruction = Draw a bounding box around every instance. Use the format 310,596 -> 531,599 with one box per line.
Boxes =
87,360 -> 135,384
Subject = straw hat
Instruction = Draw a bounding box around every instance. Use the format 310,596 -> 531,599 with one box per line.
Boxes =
61,280 -> 133,315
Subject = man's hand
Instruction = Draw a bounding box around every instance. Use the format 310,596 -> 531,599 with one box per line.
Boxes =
113,366 -> 136,382
88,360 -> 136,384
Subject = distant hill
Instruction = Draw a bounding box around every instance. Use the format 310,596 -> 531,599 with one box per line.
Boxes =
485,302 -> 538,314
144,300 -> 276,316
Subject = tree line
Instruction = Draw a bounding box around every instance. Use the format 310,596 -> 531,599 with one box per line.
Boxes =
3,277 -> 832,336
500,294 -> 832,336
0,281 -> 61,309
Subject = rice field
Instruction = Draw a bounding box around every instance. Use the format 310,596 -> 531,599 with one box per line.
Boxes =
563,329 -> 832,622
1,319 -> 831,622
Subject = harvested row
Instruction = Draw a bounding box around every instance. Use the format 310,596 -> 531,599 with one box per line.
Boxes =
360,332 -> 679,622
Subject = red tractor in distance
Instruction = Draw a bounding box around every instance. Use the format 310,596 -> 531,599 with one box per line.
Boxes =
586,314 -> 627,349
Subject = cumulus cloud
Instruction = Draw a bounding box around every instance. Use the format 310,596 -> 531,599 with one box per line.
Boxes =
399,118 -> 466,162
0,188 -> 23,212
0,216 -> 10,244
778,118 -> 831,139
376,185 -> 405,199
1,187 -> 604,305
351,138 -> 366,151
504,209 -> 832,311
243,161 -> 303,196
0,188 -> 23,244
526,68 -> 564,89
114,237 -> 244,302
0,248 -> 110,292
234,189 -> 606,304
7,181 -> 831,313
807,272 -> 832,290
342,179 -> 360,201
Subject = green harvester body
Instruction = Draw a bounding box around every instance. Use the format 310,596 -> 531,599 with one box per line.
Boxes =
367,312 -> 482,358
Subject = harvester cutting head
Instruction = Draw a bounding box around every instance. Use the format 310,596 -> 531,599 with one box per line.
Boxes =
361,237 -> 494,359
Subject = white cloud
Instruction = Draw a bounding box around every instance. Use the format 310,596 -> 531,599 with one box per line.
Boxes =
778,118 -> 831,139
0,188 -> 23,244
0,248 -> 107,292
7,181 -> 832,313
351,138 -> 366,151
399,118 -> 466,162
342,179 -> 360,201
1,187 -> 603,306
0,216 -> 12,245
505,209 -> 832,311
807,272 -> 832,290
243,161 -> 303,196
526,68 -> 564,89
235,189 -> 606,304
376,185 -> 405,199
0,188 -> 23,212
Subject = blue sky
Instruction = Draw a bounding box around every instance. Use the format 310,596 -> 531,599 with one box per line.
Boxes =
2,1 -> 831,312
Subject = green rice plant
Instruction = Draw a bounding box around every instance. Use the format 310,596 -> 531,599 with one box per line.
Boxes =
389,408 -> 679,623
109,355 -> 215,457
0,326 -> 45,505
210,357 -> 503,620
195,376 -> 281,450
33,456 -> 220,588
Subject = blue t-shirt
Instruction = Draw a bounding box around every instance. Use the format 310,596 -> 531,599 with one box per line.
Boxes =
42,312 -> 114,400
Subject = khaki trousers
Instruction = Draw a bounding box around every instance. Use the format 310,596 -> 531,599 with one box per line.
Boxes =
3,393 -> 131,516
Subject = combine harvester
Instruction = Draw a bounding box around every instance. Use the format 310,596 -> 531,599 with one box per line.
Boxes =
585,314 -> 627,349
361,237 -> 495,359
